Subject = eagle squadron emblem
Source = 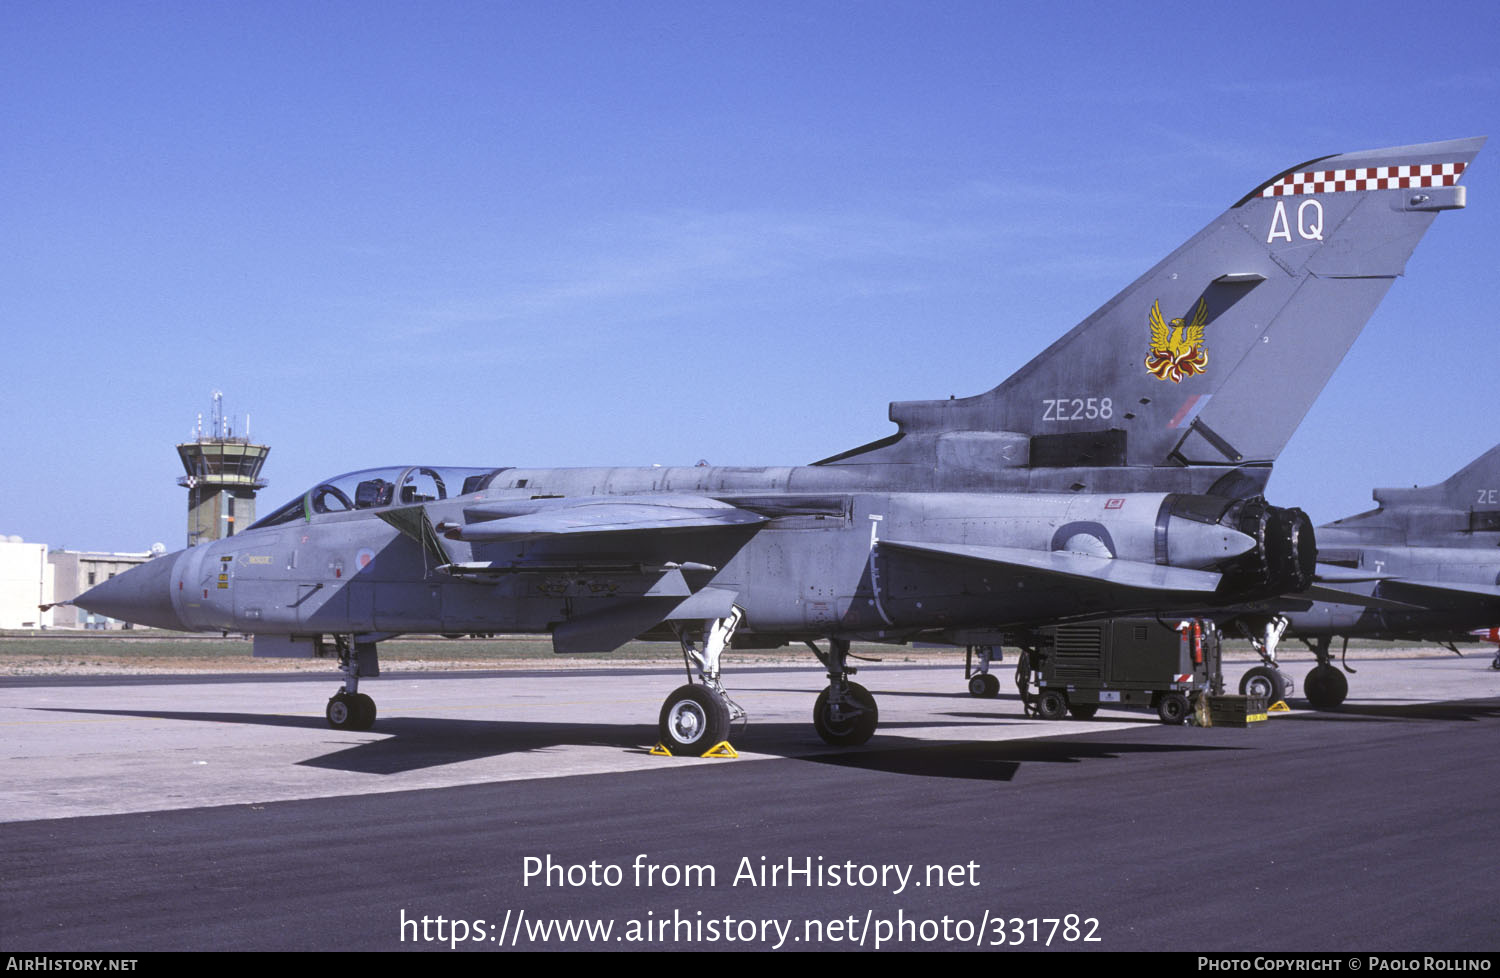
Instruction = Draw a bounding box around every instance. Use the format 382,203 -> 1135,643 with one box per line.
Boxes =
1144,297 -> 1208,383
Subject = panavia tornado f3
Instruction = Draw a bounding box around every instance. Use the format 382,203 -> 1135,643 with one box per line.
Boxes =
77,137 -> 1483,752
1221,441 -> 1500,711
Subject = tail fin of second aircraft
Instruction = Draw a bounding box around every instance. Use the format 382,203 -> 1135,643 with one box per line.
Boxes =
819,137 -> 1483,493
1317,442 -> 1500,550
1334,442 -> 1500,529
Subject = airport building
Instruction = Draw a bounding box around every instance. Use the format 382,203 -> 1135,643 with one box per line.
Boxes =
0,537 -> 53,629
0,536 -> 168,630
47,549 -> 160,629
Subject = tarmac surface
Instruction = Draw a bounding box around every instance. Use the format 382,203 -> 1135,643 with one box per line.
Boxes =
3,655 -> 1499,951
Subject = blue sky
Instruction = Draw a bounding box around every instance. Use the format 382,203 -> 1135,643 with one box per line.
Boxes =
3,1 -> 1498,551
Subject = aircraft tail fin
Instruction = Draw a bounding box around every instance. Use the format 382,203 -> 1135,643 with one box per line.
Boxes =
820,137 -> 1483,490
1364,443 -> 1500,517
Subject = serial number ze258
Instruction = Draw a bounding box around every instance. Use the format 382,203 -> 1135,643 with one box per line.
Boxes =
1042,397 -> 1113,422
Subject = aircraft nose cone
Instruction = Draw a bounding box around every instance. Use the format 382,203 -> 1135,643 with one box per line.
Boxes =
75,550 -> 187,630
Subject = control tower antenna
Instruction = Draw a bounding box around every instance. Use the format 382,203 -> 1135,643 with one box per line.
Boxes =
176,392 -> 270,548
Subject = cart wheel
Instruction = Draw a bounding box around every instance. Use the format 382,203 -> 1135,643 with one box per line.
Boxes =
1036,689 -> 1068,721
1157,692 -> 1190,725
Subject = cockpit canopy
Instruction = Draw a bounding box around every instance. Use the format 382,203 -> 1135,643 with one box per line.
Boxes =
249,466 -> 505,530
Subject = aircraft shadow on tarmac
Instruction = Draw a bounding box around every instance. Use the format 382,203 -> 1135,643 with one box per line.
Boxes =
1277,697 -> 1500,724
36,706 -> 1240,781
795,739 -> 1246,781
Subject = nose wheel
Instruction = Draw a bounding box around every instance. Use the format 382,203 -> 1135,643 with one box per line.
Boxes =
323,635 -> 380,731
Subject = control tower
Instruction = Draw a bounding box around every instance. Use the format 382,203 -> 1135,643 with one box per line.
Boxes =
176,392 -> 270,547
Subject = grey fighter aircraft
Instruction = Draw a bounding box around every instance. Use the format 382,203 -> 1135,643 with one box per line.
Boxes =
1224,442 -> 1500,710
76,137 -> 1482,753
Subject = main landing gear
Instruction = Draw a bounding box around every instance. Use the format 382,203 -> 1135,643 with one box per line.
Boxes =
1237,614 -> 1294,707
324,635 -> 380,731
1235,616 -> 1350,710
806,637 -> 878,747
654,611 -> 882,753
965,645 -> 1002,698
1302,635 -> 1350,710
657,610 -> 747,755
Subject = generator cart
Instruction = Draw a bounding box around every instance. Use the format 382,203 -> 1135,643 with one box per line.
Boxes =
1015,618 -> 1264,726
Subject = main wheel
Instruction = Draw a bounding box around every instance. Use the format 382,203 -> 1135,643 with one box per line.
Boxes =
326,692 -> 356,730
1035,689 -> 1068,721
968,673 -> 1000,698
658,684 -> 731,755
1303,664 -> 1348,710
813,683 -> 878,746
1157,692 -> 1190,725
1239,666 -> 1287,706
351,692 -> 377,730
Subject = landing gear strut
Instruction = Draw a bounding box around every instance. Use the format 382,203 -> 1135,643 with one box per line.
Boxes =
1237,615 -> 1294,705
807,637 -> 878,746
324,635 -> 378,731
1302,635 -> 1349,710
657,609 -> 746,755
965,644 -> 1001,698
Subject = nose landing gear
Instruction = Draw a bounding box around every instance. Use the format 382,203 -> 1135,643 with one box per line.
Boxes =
323,635 -> 380,731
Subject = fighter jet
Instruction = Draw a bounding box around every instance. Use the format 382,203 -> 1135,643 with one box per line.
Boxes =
1223,442 -> 1500,710
77,137 -> 1482,753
